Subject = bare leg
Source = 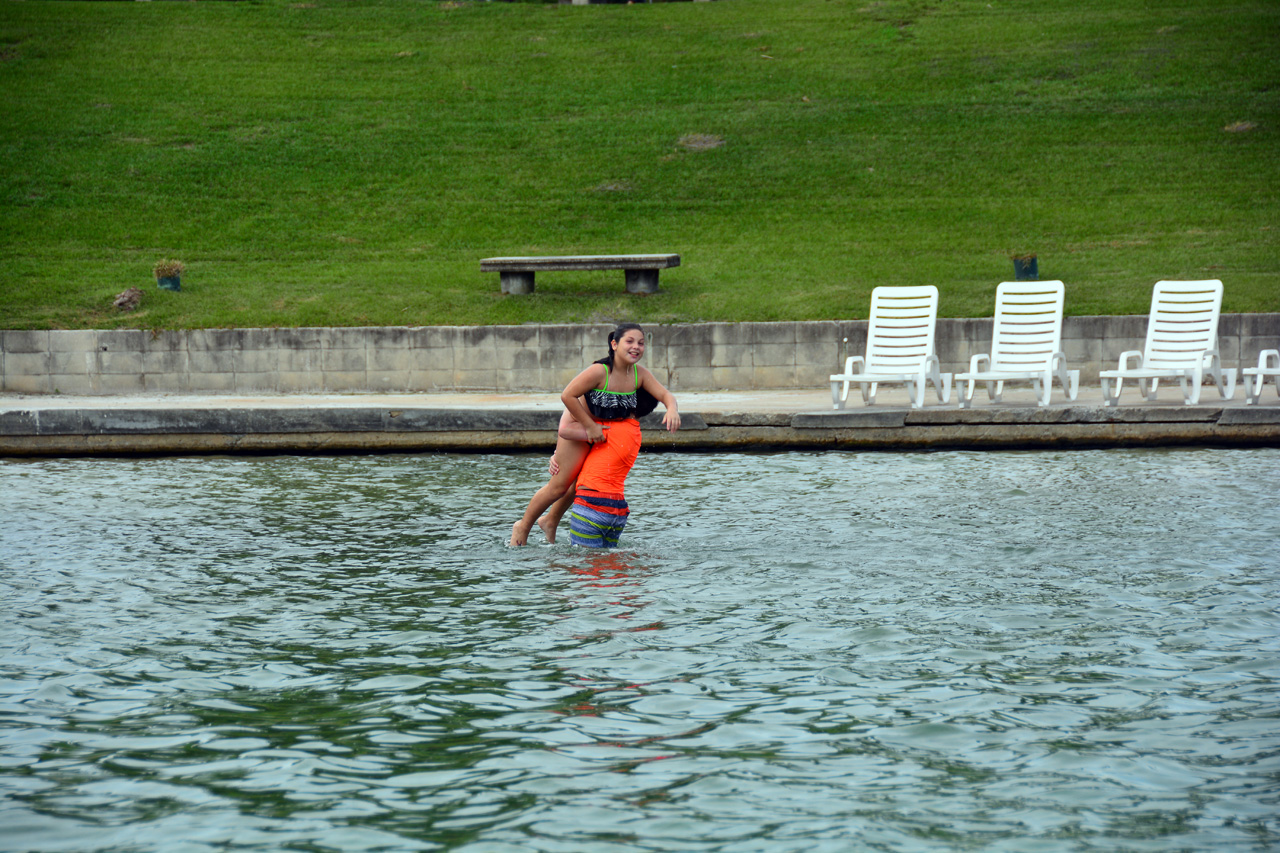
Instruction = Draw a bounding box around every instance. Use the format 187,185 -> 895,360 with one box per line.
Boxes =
537,412 -> 592,543
511,435 -> 589,546
538,486 -> 577,544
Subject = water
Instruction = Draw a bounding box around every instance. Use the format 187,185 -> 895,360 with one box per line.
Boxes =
2,448 -> 1278,852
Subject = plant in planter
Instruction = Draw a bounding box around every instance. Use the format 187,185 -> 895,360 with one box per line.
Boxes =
1010,252 -> 1038,281
154,259 -> 185,291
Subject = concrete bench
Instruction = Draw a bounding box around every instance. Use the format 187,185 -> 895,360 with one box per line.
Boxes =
481,254 -> 680,295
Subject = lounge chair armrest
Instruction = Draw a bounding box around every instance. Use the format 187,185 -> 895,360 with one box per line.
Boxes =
1116,350 -> 1142,371
1259,349 -> 1280,370
836,355 -> 865,376
967,353 -> 990,373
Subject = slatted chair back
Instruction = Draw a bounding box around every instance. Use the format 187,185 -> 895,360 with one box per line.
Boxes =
865,286 -> 940,375
1141,280 -> 1224,371
989,281 -> 1066,373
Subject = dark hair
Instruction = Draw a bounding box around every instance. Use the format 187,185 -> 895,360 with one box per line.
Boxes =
604,322 -> 645,367
596,323 -> 658,418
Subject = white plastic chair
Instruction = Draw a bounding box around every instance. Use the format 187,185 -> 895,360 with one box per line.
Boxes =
1243,349 -> 1279,405
1099,280 -> 1236,406
954,281 -> 1079,408
830,285 -> 951,409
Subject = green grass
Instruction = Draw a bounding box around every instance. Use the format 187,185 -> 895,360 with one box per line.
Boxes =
1,0 -> 1277,330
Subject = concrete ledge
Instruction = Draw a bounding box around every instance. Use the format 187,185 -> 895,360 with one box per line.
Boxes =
905,406 -> 1223,425
1219,407 -> 1280,425
792,411 -> 907,429
640,413 -> 707,430
1,402 -> 1275,456
0,408 -> 709,438
696,412 -> 794,428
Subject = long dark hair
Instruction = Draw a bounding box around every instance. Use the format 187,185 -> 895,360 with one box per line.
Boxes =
595,322 -> 658,418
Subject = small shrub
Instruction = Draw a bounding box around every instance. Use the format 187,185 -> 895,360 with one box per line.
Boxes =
153,259 -> 185,279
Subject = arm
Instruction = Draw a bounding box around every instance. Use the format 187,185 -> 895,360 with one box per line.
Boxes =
638,366 -> 681,432
561,365 -> 608,444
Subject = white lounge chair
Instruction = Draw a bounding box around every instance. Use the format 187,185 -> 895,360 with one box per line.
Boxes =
1099,280 -> 1236,406
830,285 -> 951,409
1243,349 -> 1280,405
954,281 -> 1079,408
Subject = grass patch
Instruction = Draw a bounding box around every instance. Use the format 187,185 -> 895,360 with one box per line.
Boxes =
0,0 -> 1276,330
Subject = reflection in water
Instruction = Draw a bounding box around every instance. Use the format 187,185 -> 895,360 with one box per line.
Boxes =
554,550 -> 655,627
1,449 -> 1279,852
562,549 -> 650,588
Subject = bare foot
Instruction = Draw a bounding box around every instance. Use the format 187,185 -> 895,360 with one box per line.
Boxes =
510,520 -> 531,547
537,515 -> 557,544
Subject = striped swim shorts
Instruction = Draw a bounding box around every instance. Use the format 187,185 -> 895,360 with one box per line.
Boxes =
567,491 -> 630,549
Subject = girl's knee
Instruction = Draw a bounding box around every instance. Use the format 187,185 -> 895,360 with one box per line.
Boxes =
542,473 -> 574,498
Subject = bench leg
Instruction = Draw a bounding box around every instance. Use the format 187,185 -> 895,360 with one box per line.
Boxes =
625,268 -> 659,294
500,271 -> 535,295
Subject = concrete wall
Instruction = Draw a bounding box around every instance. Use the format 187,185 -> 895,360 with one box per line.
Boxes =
2,316 -> 1277,395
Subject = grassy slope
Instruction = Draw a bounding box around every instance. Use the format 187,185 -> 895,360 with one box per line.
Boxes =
0,0 -> 1277,330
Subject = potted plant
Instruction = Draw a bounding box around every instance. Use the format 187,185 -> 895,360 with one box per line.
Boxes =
154,259 -> 184,291
1010,253 -> 1038,281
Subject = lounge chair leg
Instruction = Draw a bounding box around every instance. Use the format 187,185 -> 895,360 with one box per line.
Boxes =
1181,367 -> 1203,405
1219,367 -> 1237,400
1102,376 -> 1120,407
1244,352 -> 1280,404
831,380 -> 848,410
1245,371 -> 1268,405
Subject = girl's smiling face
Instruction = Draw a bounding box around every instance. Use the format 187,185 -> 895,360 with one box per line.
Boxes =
612,329 -> 646,366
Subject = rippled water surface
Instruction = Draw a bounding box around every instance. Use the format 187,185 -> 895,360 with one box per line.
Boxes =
2,448 -> 1279,852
